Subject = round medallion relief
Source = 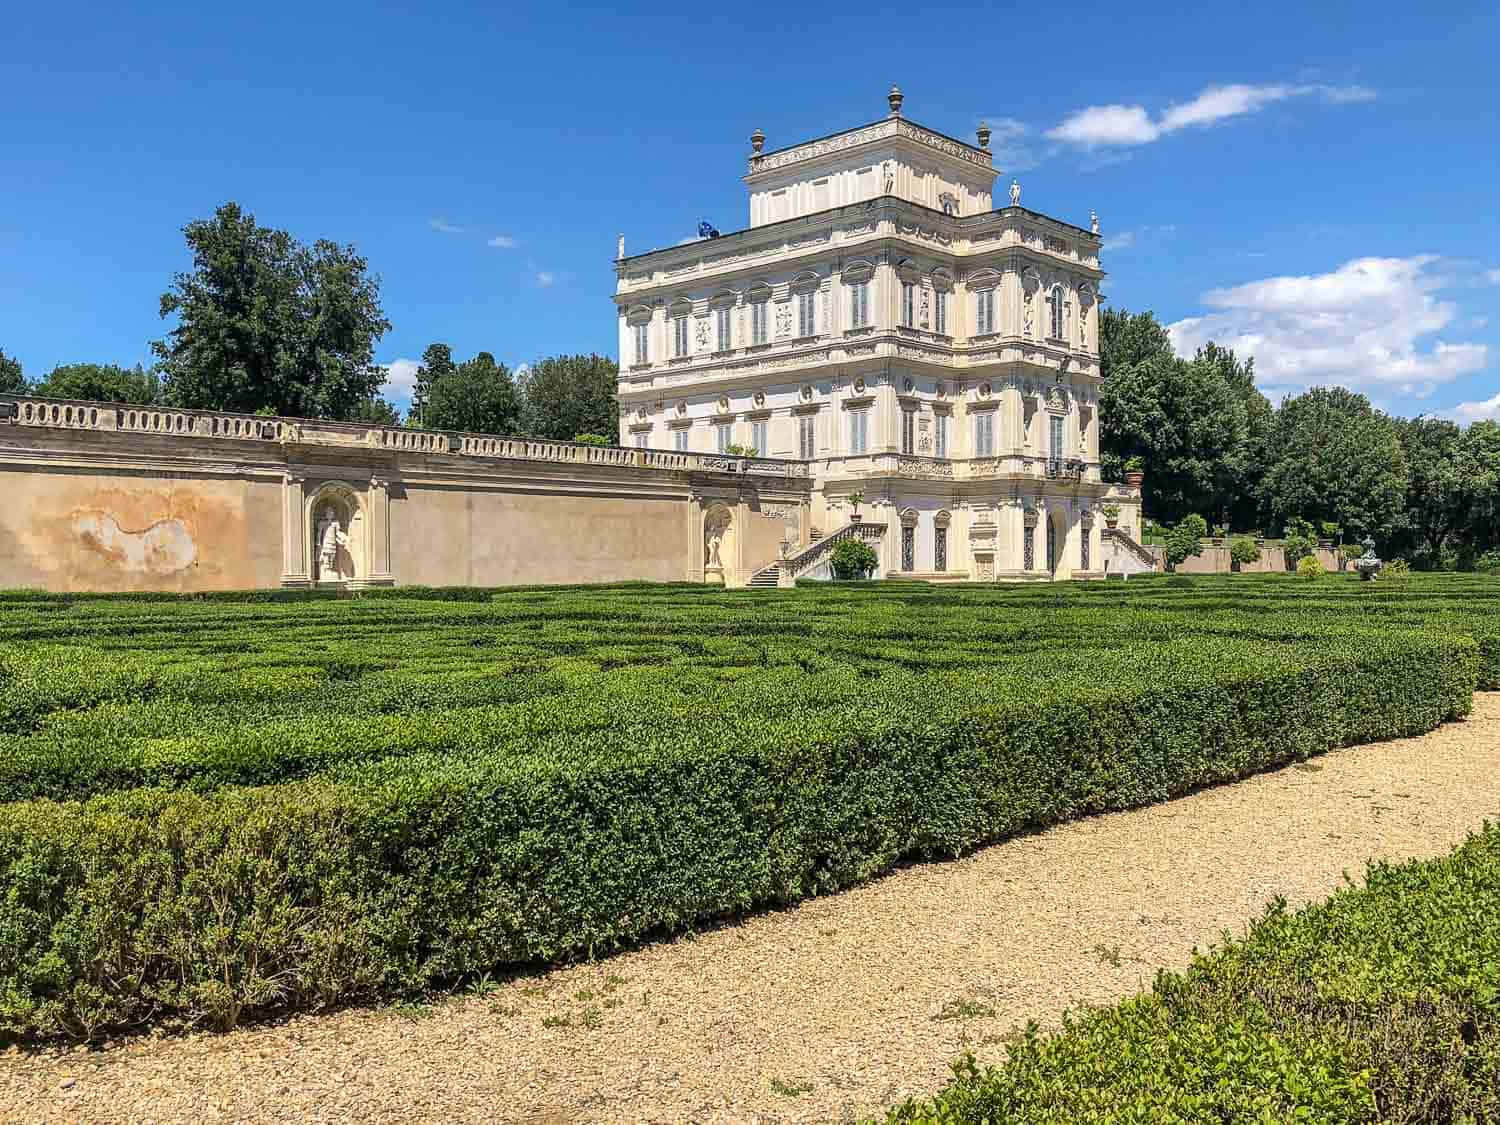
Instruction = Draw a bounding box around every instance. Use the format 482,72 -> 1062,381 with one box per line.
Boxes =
979,382 -> 992,399
717,395 -> 730,412
800,384 -> 814,402
853,377 -> 866,394
676,400 -> 687,416
903,377 -> 915,393
753,391 -> 766,407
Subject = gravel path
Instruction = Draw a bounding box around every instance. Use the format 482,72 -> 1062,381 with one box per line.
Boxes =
8,694 -> 1500,1125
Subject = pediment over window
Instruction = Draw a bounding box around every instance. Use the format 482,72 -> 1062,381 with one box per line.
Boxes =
968,268 -> 1001,290
625,304 -> 652,325
789,269 -> 821,292
843,258 -> 876,284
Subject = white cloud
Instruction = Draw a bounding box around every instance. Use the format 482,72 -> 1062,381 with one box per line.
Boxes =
1047,82 -> 1374,148
380,358 -> 421,400
535,271 -> 556,288
1100,224 -> 1174,253
973,117 -> 1050,172
1488,268 -> 1500,284
429,218 -> 465,234
1102,231 -> 1136,251
487,235 -> 517,249
1167,255 -> 1489,398
1449,393 -> 1500,423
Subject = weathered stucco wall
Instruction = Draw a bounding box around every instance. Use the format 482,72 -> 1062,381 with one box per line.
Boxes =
0,468 -> 282,592
0,398 -> 813,593
393,486 -> 698,587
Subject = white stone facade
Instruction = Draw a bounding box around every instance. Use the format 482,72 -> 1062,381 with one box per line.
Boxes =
614,89 -> 1141,581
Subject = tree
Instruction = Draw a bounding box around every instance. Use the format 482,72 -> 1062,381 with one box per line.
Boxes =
519,354 -> 618,441
409,343 -> 456,427
1281,517 -> 1318,570
0,349 -> 24,395
1161,513 -> 1208,571
32,363 -> 159,404
1260,387 -> 1407,542
347,397 -> 402,426
154,202 -> 390,419
1098,311 -> 1269,528
421,351 -> 521,434
1229,537 -> 1261,571
830,537 -> 878,579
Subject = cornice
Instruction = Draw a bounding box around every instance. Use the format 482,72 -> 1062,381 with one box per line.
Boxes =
745,117 -> 994,179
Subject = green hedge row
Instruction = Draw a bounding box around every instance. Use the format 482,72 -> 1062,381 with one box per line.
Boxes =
883,821 -> 1500,1123
0,628 -> 1475,1039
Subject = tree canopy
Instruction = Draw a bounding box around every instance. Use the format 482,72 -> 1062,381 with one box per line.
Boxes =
153,202 -> 390,419
0,350 -> 23,395
31,363 -> 160,405
419,350 -> 521,435
519,354 -> 618,441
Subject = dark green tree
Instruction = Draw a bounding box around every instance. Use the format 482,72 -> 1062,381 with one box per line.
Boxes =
153,202 -> 390,419
519,354 -> 618,441
1261,387 -> 1407,541
1161,513 -> 1208,571
347,397 -> 402,426
1100,308 -> 1173,378
0,349 -> 24,395
32,363 -> 160,404
422,351 -> 521,434
1393,416 -> 1474,561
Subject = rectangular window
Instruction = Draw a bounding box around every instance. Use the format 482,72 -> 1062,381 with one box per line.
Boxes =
751,419 -> 767,457
849,279 -> 870,328
935,413 -> 949,459
673,315 -> 689,358
849,409 -> 868,454
797,289 -> 816,337
751,301 -> 768,345
634,432 -> 648,449
674,428 -> 689,452
798,413 -> 815,460
934,526 -> 947,571
633,322 -> 649,364
1050,414 -> 1064,463
901,410 -> 915,455
901,282 -> 915,328
975,411 -> 994,457
975,288 -> 995,335
715,306 -> 730,351
716,423 -> 732,454
934,289 -> 948,335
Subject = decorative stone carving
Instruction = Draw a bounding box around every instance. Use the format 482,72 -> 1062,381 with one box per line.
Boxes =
978,382 -> 992,398
899,457 -> 953,479
748,118 -> 989,174
314,503 -> 354,582
903,377 -> 915,393
775,301 -> 792,338
694,317 -> 711,349
919,287 -> 930,328
853,377 -> 866,394
800,384 -> 814,401
717,395 -> 730,412
1045,235 -> 1068,255
753,391 -> 766,407
1090,210 -> 1099,234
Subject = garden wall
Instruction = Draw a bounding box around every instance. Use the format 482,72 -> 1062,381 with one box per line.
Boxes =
0,397 -> 812,592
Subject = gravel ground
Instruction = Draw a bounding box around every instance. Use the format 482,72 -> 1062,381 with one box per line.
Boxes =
7,694 -> 1500,1125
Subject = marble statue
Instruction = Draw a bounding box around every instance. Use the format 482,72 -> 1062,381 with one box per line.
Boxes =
617,233 -> 625,259
316,508 -> 349,580
1009,180 -> 1021,207
1090,210 -> 1099,234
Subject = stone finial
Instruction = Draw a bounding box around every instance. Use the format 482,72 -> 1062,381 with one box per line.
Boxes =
617,233 -> 625,260
887,85 -> 904,117
976,121 -> 991,150
1090,210 -> 1099,235
750,128 -> 765,155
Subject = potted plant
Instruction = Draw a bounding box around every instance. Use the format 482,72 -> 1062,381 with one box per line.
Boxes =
1123,456 -> 1145,488
847,490 -> 865,522
1101,503 -> 1120,529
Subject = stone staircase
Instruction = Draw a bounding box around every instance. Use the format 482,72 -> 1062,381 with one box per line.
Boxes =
748,521 -> 887,588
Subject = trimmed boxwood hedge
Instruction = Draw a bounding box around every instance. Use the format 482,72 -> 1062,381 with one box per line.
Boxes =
0,575 -> 1490,1039
883,821 -> 1500,1123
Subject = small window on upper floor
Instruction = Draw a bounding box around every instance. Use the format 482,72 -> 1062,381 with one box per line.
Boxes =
901,282 -> 916,328
975,288 -> 996,336
1049,285 -> 1065,340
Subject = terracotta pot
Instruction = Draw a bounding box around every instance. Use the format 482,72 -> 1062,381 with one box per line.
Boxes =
850,512 -> 863,522
1124,471 -> 1145,487
1105,517 -> 1119,529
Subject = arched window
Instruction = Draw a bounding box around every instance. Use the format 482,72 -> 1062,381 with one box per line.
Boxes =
1048,285 -> 1065,340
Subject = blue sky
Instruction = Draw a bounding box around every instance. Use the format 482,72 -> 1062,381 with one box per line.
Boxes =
3,0 -> 1497,421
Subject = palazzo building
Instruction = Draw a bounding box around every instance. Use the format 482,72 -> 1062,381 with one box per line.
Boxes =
614,87 -> 1143,582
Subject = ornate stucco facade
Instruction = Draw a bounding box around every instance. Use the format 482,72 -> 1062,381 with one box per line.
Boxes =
615,88 -> 1142,581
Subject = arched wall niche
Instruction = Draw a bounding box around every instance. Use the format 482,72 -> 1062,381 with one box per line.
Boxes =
307,481 -> 365,583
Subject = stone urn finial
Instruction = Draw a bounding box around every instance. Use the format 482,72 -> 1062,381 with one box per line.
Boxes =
976,120 -> 991,150
750,127 -> 765,155
887,85 -> 904,117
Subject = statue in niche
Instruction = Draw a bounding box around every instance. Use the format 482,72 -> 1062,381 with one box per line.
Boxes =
315,505 -> 351,582
883,161 -> 894,193
1023,286 -> 1035,339
919,287 -> 930,328
704,507 -> 733,577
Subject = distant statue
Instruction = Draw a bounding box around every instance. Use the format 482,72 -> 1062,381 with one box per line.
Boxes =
1009,180 -> 1021,207
706,530 -> 723,568
1353,536 -> 1384,582
617,233 -> 625,259
1090,210 -> 1099,234
316,508 -> 349,581
883,161 -> 894,194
